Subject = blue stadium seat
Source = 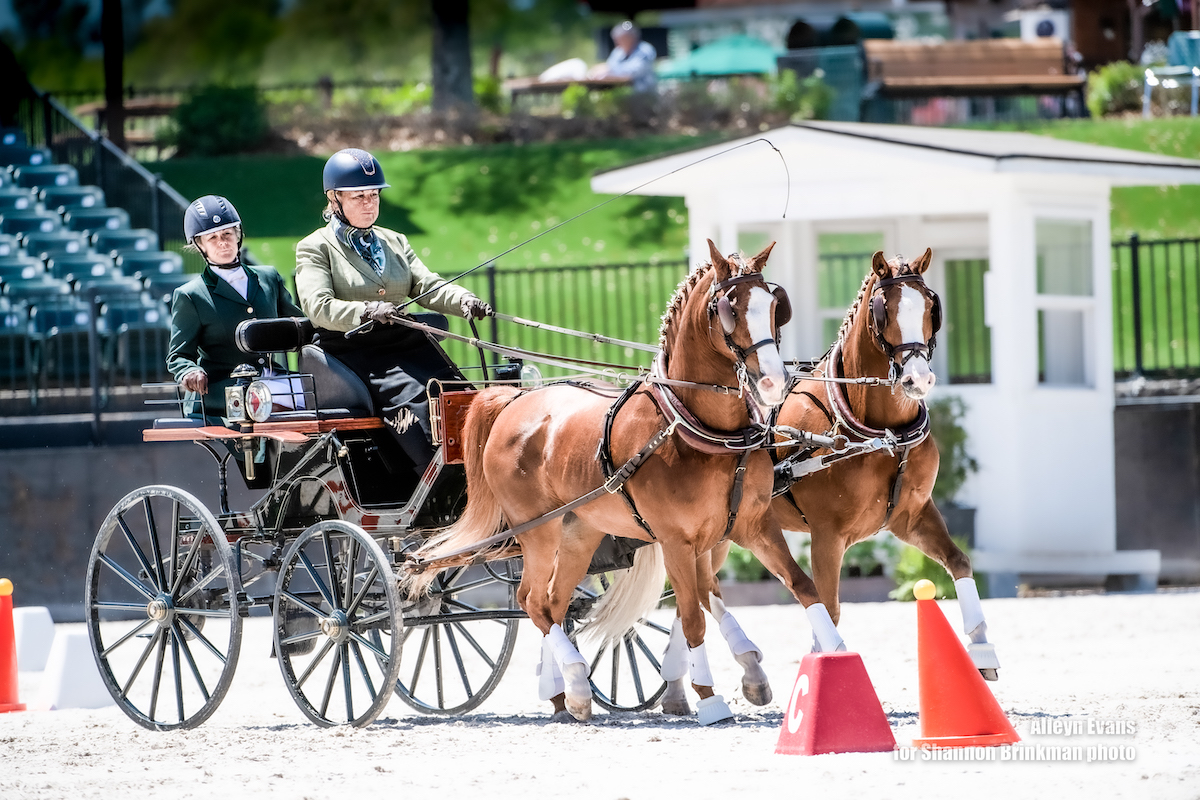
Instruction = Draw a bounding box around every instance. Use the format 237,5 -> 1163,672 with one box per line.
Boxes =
138,271 -> 191,303
3,275 -> 72,302
40,186 -> 105,213
0,296 -> 32,390
0,188 -> 37,212
64,207 -> 130,234
116,250 -> 183,276
0,146 -> 52,168
1,210 -> 63,235
29,296 -> 91,334
47,254 -> 116,281
0,255 -> 47,283
71,274 -> 144,300
11,164 -> 78,190
92,228 -> 158,256
0,233 -> 20,257
0,129 -> 26,147
21,231 -> 91,260
101,296 -> 171,383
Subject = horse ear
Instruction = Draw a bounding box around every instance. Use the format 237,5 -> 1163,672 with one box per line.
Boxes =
912,247 -> 933,275
747,240 -> 776,272
871,251 -> 890,280
707,239 -> 731,281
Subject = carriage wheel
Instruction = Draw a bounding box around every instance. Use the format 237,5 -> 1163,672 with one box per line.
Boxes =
274,521 -> 403,727
569,574 -> 672,713
392,559 -> 520,715
85,485 -> 242,731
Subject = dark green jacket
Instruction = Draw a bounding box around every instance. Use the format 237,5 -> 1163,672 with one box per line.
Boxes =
167,264 -> 303,417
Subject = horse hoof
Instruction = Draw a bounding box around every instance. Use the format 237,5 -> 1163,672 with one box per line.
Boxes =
696,694 -> 734,726
551,709 -> 585,724
742,680 -> 772,706
980,668 -> 999,682
661,697 -> 692,716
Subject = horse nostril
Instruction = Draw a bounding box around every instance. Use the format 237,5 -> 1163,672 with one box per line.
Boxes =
760,377 -> 775,391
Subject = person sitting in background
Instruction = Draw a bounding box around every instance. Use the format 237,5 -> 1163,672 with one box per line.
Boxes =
588,20 -> 657,93
167,195 -> 304,420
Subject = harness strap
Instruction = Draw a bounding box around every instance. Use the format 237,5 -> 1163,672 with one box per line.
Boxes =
882,444 -> 912,530
599,381 -> 658,540
721,449 -> 753,540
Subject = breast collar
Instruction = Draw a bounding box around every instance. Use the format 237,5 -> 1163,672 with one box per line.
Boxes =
648,351 -> 769,456
823,338 -> 930,448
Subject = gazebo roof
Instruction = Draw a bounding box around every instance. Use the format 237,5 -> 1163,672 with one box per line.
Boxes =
592,122 -> 1200,197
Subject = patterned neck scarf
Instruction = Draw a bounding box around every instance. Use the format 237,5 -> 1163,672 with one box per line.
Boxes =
331,216 -> 384,276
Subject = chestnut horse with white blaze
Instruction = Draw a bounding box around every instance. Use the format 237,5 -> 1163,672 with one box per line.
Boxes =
407,241 -> 846,723
757,249 -> 1000,678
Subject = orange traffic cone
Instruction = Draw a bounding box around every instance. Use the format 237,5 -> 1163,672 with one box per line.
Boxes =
775,651 -> 896,755
912,580 -> 1017,747
0,578 -> 27,713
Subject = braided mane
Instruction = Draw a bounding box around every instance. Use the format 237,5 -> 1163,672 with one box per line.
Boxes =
658,253 -> 755,356
832,269 -> 877,348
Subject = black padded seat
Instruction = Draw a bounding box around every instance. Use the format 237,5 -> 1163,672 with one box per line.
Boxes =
298,344 -> 374,417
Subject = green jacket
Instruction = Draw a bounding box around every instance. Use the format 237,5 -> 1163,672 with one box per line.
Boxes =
167,264 -> 303,417
294,221 -> 472,332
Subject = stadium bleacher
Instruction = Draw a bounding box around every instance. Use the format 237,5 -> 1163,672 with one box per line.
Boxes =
0,128 -> 179,402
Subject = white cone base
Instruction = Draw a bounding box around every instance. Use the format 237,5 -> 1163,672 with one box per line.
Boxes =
968,641 -> 1001,671
13,607 -> 55,672
38,630 -> 114,711
696,694 -> 733,726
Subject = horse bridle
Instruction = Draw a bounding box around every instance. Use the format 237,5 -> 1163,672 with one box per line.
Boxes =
867,272 -> 942,377
708,272 -> 793,363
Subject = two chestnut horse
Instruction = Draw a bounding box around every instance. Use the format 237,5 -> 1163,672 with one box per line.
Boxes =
408,241 -> 846,723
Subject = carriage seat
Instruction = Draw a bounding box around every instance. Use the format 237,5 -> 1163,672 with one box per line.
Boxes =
235,316 -> 373,419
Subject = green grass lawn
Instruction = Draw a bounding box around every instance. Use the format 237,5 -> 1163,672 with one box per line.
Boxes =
985,116 -> 1200,240
153,135 -> 719,284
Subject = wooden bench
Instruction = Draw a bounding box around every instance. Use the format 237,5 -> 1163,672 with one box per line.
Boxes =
862,38 -> 1085,100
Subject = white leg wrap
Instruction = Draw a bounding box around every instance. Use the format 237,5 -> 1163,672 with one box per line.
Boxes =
659,617 -> 689,682
718,611 -> 762,661
536,637 -> 565,701
709,592 -> 762,661
805,603 -> 846,653
688,643 -> 715,688
546,623 -> 586,667
955,577 -> 987,642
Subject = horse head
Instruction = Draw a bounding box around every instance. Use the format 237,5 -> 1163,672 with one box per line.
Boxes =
703,239 -> 791,411
867,248 -> 940,400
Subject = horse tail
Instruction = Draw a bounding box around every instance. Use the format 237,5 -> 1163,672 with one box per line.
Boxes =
576,543 -> 666,650
403,386 -> 520,598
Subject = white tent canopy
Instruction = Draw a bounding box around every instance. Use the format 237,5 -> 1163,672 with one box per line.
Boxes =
593,123 -> 1200,595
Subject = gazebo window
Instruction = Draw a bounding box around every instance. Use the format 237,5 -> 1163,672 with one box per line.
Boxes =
944,258 -> 992,384
1035,219 -> 1094,386
817,232 -> 884,346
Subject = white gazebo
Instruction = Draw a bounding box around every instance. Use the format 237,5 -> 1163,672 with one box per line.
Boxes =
593,122 -> 1200,596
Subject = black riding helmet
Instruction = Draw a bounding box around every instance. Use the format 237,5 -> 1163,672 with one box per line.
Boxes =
184,194 -> 243,267
323,149 -> 390,223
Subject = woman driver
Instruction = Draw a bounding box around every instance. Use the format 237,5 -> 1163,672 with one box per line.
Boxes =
294,148 -> 491,474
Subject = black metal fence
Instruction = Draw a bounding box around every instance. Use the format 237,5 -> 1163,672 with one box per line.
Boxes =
1113,233 -> 1200,378
438,259 -> 688,377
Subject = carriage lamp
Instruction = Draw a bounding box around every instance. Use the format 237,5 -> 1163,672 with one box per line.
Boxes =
245,381 -> 273,423
520,364 -> 543,387
225,364 -> 260,424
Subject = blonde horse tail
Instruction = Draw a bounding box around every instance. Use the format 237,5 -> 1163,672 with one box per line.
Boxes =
403,387 -> 520,598
577,543 -> 666,650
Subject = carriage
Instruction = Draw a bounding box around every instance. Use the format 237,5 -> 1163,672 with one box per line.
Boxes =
85,244 -> 981,730
84,313 -> 673,730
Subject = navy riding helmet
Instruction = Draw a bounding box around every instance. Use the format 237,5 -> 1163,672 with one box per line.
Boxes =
184,195 -> 242,245
322,148 -> 391,193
